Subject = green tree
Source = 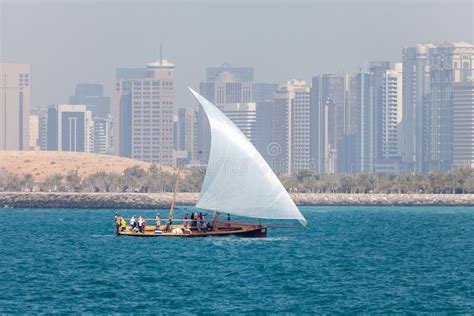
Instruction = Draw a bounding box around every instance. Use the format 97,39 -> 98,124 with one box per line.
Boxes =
41,174 -> 65,192
20,173 -> 34,192
122,166 -> 147,192
65,170 -> 82,192
463,175 -> 474,193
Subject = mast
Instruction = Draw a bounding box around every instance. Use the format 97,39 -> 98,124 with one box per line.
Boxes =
167,168 -> 181,221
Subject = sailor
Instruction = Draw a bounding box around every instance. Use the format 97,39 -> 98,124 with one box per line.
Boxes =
114,214 -> 121,234
141,217 -> 146,233
165,218 -> 172,232
130,215 -> 136,229
199,212 -> 205,226
196,218 -> 202,232
183,213 -> 189,228
192,212 -> 198,227
121,218 -> 127,231
155,213 -> 161,230
138,216 -> 144,233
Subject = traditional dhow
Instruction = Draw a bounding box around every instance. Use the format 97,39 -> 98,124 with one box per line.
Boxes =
118,221 -> 267,238
117,88 -> 306,237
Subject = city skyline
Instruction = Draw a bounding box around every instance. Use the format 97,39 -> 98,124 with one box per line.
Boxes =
1,1 -> 472,108
1,1 -> 473,176
2,39 -> 474,174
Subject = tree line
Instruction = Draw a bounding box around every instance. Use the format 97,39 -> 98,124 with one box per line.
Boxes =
280,168 -> 474,194
0,165 -> 473,194
0,165 -> 204,193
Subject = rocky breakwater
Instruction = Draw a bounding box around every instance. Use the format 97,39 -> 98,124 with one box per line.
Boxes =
293,193 -> 474,206
0,192 -> 199,209
0,192 -> 473,209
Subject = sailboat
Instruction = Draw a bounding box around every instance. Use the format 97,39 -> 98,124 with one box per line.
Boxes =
117,88 -> 306,237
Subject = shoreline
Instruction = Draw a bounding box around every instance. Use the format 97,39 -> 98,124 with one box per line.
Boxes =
1,192 -> 473,209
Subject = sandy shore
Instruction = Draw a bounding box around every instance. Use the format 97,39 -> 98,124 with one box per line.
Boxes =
1,192 -> 473,209
0,151 -> 175,181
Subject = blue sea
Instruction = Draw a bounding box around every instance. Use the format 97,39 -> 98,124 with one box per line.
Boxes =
0,206 -> 473,314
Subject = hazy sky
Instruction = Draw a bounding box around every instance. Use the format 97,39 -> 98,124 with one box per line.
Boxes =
1,0 -> 473,108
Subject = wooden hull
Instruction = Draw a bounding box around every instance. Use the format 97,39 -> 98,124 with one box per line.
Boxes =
117,222 -> 267,238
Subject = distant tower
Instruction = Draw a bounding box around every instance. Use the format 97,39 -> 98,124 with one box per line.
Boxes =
176,107 -> 199,161
402,44 -> 433,173
222,103 -> 257,145
272,80 -> 311,174
427,42 -> 474,172
452,82 -> 474,168
69,83 -> 111,119
46,104 -> 94,153
114,51 -> 175,165
310,74 -> 353,173
0,63 -> 31,150
381,63 -> 404,164
29,114 -> 39,150
197,64 -> 254,162
356,72 -> 375,173
369,61 -> 391,162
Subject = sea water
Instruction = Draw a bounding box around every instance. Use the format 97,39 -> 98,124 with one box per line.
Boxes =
0,206 -> 473,313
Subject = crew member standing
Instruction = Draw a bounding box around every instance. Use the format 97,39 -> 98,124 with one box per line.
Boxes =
184,213 -> 189,228
155,213 -> 161,230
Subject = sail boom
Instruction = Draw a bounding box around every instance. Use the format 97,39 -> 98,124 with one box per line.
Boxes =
195,202 -> 307,226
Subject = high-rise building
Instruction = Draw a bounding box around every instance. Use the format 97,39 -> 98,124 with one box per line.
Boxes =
426,42 -> 474,172
206,63 -> 253,82
116,68 -> 146,81
46,104 -> 94,152
452,82 -> 474,168
252,83 -> 278,102
272,80 -> 311,174
255,101 -> 274,163
200,70 -> 253,106
38,106 -> 48,150
93,115 -> 112,154
0,63 -> 30,150
114,57 -> 175,165
381,63 -> 404,159
69,83 -> 111,118
29,114 -> 39,150
356,72 -> 375,173
402,42 -> 474,173
342,75 -> 359,173
375,63 -> 405,174
252,83 -> 278,163
248,82 -> 278,162
173,114 -> 178,151
176,107 -> 198,162
310,74 -> 352,173
402,44 -> 434,173
222,103 -> 257,145
369,61 -> 391,161
198,64 -> 254,162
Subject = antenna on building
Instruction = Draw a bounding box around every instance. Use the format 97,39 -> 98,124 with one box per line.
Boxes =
159,42 -> 163,67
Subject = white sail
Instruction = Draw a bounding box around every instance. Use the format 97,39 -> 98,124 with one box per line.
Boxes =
189,88 -> 307,226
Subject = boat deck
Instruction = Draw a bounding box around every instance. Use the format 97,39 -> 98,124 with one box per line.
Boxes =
117,222 -> 267,238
